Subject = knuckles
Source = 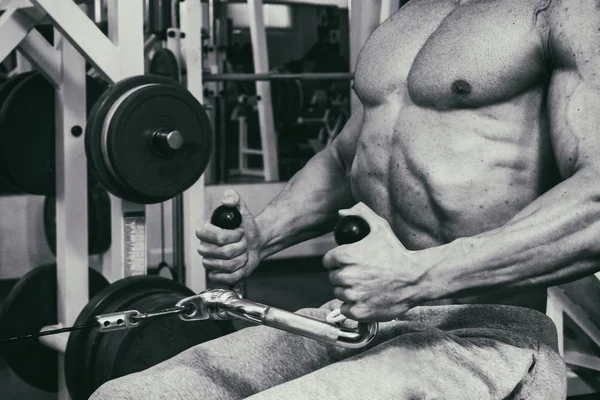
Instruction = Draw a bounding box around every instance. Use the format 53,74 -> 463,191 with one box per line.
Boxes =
340,304 -> 368,321
333,287 -> 358,302
220,246 -> 237,259
202,253 -> 248,274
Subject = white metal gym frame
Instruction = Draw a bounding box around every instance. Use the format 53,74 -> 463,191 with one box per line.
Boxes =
0,1 -> 152,398
179,0 -> 209,294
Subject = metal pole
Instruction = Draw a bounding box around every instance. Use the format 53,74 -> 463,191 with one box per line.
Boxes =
203,72 -> 355,82
172,194 -> 185,284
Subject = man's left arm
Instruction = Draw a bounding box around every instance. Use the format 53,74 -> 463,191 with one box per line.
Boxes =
422,0 -> 600,299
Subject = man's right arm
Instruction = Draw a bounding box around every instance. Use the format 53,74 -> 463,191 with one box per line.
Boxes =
255,103 -> 364,260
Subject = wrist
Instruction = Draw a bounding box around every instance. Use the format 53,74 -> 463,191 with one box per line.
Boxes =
414,244 -> 457,303
254,212 -> 275,260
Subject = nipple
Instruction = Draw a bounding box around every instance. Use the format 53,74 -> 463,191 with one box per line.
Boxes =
451,79 -> 472,96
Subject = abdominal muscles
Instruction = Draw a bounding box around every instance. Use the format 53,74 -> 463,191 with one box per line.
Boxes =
350,88 -> 559,252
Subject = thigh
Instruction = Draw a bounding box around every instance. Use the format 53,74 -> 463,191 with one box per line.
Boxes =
247,325 -> 566,400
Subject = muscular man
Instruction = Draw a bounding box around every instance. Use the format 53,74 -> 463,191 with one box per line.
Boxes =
91,0 -> 600,398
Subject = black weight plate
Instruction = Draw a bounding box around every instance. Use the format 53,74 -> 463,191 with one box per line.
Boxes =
65,275 -> 235,400
93,292 -> 229,390
0,72 -> 55,195
106,83 -> 212,203
86,75 -> 187,204
0,264 -> 109,392
65,276 -> 190,400
0,72 -> 36,111
0,72 -> 37,192
87,76 -> 109,115
43,183 -> 111,256
88,182 -> 111,254
149,48 -> 181,82
0,72 -> 107,195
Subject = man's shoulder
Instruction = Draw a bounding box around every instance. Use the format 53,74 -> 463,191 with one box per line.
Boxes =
540,0 -> 600,36
540,0 -> 600,69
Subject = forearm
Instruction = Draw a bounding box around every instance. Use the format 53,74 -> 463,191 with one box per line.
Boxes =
423,169 -> 600,301
255,148 -> 355,259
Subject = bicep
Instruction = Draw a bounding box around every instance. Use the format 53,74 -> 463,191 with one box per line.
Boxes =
547,0 -> 600,177
547,69 -> 600,178
327,102 -> 364,172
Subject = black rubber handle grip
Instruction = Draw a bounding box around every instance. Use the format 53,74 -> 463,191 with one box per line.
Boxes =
211,205 -> 242,230
334,216 -> 370,245
210,205 -> 245,294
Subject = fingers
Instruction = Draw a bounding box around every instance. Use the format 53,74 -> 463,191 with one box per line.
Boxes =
338,202 -> 389,230
328,268 -> 353,287
339,302 -> 370,321
208,268 -> 247,285
332,286 -> 361,303
221,189 -> 240,208
322,247 -> 353,270
221,189 -> 254,220
202,252 -> 249,272
196,222 -> 244,245
198,237 -> 248,259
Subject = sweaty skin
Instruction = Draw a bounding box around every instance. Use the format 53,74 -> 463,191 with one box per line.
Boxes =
242,0 -> 600,316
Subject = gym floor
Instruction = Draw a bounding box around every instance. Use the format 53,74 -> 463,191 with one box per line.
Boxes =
0,257 -> 333,400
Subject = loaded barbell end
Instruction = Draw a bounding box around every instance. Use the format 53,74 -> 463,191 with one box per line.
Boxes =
152,129 -> 185,152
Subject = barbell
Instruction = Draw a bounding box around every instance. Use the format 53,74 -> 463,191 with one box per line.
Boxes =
203,72 -> 355,82
85,74 -> 213,204
0,66 -> 356,203
0,72 -> 212,204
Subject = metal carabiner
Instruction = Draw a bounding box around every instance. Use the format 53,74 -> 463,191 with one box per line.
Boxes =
176,289 -> 378,349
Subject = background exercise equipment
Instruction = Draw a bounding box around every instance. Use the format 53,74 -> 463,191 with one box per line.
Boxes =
0,264 -> 109,392
0,206 -> 371,397
0,72 -> 107,195
64,275 -> 236,400
149,48 -> 181,82
85,75 -> 213,204
43,183 -> 111,256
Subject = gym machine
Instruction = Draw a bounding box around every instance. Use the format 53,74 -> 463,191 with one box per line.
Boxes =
0,2 -> 380,399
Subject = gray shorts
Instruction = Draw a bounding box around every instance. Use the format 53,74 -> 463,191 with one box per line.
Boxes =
90,302 -> 566,400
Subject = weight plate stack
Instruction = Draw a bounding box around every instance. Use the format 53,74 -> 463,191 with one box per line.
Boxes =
0,72 -> 107,195
0,264 -> 109,392
65,275 -> 236,400
85,75 -> 213,204
43,183 -> 111,256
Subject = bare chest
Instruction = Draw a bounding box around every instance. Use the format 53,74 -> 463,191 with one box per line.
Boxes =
353,0 -> 550,109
